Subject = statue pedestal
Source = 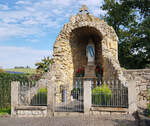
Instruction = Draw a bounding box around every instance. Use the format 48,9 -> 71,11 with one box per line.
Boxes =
85,62 -> 96,78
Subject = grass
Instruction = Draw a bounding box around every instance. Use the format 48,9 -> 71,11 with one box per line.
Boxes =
5,68 -> 36,74
0,108 -> 11,116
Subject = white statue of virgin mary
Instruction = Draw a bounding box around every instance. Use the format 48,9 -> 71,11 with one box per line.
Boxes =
86,39 -> 95,65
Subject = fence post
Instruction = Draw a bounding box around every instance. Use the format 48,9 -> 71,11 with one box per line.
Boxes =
84,78 -> 92,114
47,81 -> 55,117
128,80 -> 137,114
11,81 -> 19,116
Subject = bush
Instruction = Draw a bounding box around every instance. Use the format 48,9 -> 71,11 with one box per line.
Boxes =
0,72 -> 32,110
92,84 -> 112,106
0,107 -> 11,115
31,88 -> 47,106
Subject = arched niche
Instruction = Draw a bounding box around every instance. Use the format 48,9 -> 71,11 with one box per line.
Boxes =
69,26 -> 103,76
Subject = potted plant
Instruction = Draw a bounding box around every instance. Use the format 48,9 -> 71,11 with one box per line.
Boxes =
92,84 -> 112,106
95,65 -> 103,77
76,67 -> 85,77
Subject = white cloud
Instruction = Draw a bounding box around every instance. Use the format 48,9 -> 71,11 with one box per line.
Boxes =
93,8 -> 106,16
0,46 -> 52,68
51,0 -> 73,6
0,23 -> 42,39
0,0 -> 107,68
52,9 -> 63,15
16,1 -> 31,5
79,0 -> 103,6
0,0 -> 106,40
0,4 -> 9,10
25,39 -> 40,43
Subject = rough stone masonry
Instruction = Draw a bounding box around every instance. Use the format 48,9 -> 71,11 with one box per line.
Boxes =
47,5 -> 127,87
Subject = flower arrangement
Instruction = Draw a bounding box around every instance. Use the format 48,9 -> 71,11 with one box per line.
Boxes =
95,65 -> 103,77
76,67 -> 85,77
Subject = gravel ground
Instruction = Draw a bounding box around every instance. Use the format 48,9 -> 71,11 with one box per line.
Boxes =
0,115 -> 138,126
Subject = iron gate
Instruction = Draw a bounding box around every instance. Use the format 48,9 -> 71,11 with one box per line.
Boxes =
55,77 -> 83,112
19,81 -> 47,106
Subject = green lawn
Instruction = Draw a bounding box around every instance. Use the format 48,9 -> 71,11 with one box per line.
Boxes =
5,68 -> 36,74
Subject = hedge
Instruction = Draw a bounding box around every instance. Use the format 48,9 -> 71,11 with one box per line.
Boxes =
92,84 -> 112,106
0,72 -> 31,109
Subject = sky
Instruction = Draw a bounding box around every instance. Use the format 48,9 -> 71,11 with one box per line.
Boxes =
0,0 -> 106,69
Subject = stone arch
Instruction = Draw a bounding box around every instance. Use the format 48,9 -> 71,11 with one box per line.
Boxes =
53,12 -> 126,86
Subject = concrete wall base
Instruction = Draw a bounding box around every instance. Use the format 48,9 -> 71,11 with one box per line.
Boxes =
14,106 -> 47,117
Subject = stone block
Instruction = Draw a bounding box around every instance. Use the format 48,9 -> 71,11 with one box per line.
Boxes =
128,80 -> 137,114
140,85 -> 147,91
11,81 -> 19,116
85,65 -> 96,78
84,79 -> 92,114
101,112 -> 111,115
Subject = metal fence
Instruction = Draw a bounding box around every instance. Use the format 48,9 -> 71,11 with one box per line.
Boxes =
55,77 -> 84,112
18,81 -> 47,106
91,79 -> 128,108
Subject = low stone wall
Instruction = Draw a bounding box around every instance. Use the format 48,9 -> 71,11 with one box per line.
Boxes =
15,106 -> 47,117
123,69 -> 150,109
90,107 -> 128,115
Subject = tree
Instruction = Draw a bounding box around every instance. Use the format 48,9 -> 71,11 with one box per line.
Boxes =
35,56 -> 53,74
26,66 -> 30,69
101,0 -> 150,69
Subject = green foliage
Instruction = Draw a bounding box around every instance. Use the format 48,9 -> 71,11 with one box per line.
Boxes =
147,89 -> 150,102
146,104 -> 150,117
35,56 -> 53,73
0,107 -> 11,115
92,84 -> 112,105
76,67 -> 85,77
0,72 -> 31,110
102,0 -> 150,69
31,88 -> 47,106
38,88 -> 47,93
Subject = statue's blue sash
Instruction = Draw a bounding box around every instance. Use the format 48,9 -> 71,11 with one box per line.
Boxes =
88,46 -> 95,57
